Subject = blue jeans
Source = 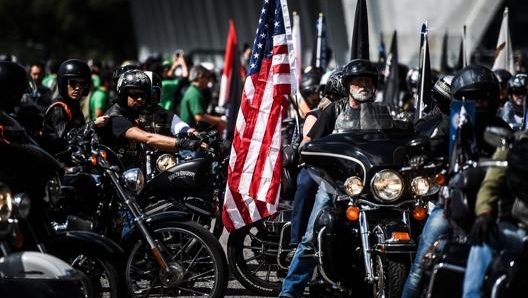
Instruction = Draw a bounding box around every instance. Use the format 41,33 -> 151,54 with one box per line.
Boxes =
289,168 -> 318,247
401,203 -> 450,298
279,182 -> 331,298
462,221 -> 526,298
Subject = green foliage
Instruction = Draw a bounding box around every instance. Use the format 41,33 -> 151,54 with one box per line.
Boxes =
0,0 -> 136,64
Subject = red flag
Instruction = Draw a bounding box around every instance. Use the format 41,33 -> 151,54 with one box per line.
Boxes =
218,19 -> 238,108
222,0 -> 295,232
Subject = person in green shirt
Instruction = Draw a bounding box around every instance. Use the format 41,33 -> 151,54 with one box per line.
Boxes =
89,68 -> 112,120
179,65 -> 226,129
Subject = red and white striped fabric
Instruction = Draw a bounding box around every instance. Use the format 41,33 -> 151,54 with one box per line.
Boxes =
218,19 -> 238,108
222,0 -> 295,232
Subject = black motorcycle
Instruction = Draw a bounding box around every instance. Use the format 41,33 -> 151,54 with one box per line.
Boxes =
0,140 -> 91,298
0,127 -> 125,298
138,129 -> 230,238
299,112 -> 441,298
59,122 -> 229,298
419,126 -> 528,298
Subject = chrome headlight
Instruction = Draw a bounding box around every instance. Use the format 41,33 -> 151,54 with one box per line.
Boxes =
0,182 -> 13,222
156,153 -> 177,172
371,169 -> 404,202
343,176 -> 364,196
411,176 -> 431,196
122,168 -> 145,194
12,193 -> 31,219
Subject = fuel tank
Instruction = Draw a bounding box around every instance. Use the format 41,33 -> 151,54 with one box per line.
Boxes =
142,157 -> 210,195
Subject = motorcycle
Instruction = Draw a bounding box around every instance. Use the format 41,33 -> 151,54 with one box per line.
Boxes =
59,122 -> 229,297
138,129 -> 230,238
0,116 -> 91,298
299,110 -> 442,298
419,126 -> 528,298
0,119 -> 126,298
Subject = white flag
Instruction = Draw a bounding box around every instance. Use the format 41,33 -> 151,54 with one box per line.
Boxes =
492,7 -> 514,74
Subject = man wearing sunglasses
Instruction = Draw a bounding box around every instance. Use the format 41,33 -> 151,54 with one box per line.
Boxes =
41,58 -> 93,157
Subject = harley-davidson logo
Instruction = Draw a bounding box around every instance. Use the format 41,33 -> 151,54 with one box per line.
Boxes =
168,171 -> 195,181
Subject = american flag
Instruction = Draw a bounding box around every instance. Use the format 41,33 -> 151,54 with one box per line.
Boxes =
222,0 -> 295,232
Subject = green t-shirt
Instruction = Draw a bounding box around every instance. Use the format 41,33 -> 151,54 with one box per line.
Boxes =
160,79 -> 179,111
89,87 -> 109,120
179,84 -> 204,127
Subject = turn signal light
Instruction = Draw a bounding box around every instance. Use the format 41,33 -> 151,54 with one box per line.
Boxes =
391,232 -> 411,241
412,205 -> 427,221
100,150 -> 107,160
346,206 -> 360,221
90,155 -> 98,166
434,173 -> 446,186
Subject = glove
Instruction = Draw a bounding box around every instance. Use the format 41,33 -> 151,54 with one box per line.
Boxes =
468,213 -> 496,245
178,138 -> 201,150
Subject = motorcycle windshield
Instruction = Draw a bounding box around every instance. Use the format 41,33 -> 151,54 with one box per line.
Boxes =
301,103 -> 424,189
333,102 -> 396,132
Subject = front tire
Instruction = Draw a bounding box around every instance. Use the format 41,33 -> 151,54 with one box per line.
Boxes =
227,218 -> 285,295
124,220 -> 228,298
372,254 -> 409,298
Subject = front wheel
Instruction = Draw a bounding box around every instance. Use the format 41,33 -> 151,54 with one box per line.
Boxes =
372,254 -> 410,298
125,220 -> 228,298
226,218 -> 286,295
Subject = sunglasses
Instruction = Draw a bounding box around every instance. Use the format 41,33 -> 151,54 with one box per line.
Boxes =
128,91 -> 147,99
68,79 -> 89,89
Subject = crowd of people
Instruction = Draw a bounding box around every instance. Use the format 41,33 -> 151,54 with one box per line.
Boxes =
1,44 -> 528,298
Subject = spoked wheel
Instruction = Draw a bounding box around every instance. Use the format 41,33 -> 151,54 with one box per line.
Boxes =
125,220 -> 228,298
227,216 -> 287,295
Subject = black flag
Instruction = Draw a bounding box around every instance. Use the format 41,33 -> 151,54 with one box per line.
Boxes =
350,0 -> 369,60
440,30 -> 450,73
382,30 -> 400,108
415,23 -> 432,121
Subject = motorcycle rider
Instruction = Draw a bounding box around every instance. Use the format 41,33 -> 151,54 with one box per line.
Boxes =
460,132 -> 528,298
286,68 -> 345,260
499,73 -> 527,130
40,58 -> 108,157
279,59 -> 383,298
402,64 -> 512,298
97,69 -> 203,169
140,70 -> 194,136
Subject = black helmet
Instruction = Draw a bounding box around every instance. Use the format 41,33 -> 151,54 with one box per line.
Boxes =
57,59 -> 91,98
116,69 -> 151,105
451,65 -> 500,112
0,61 -> 28,112
493,69 -> 512,86
431,74 -> 454,114
507,74 -> 527,95
341,59 -> 379,89
144,70 -> 162,102
299,69 -> 322,98
321,68 -> 346,101
112,64 -> 140,91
